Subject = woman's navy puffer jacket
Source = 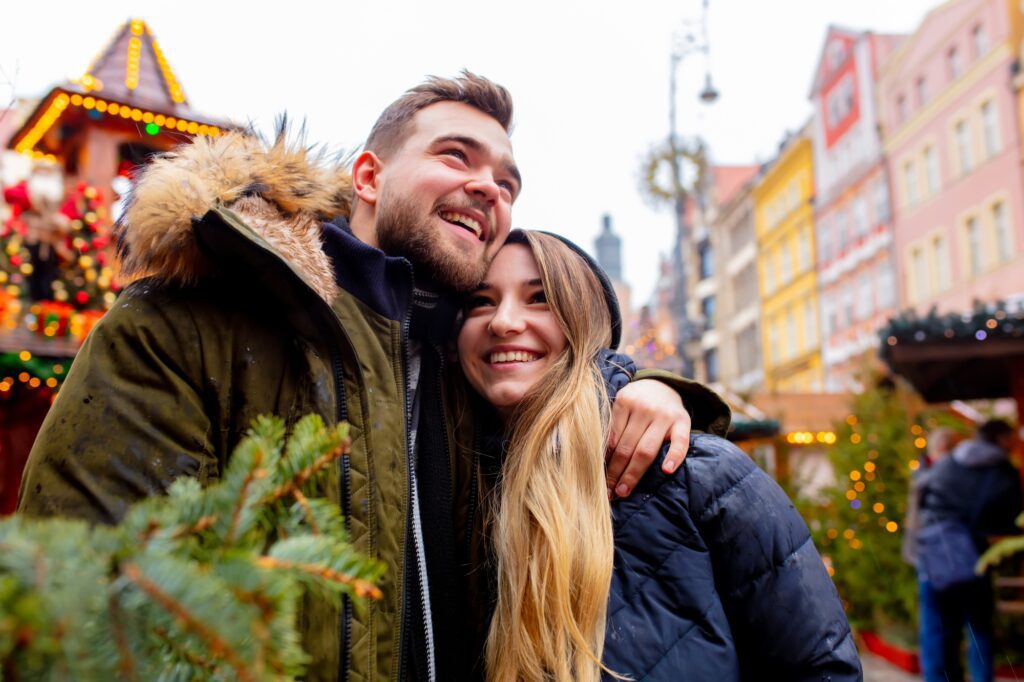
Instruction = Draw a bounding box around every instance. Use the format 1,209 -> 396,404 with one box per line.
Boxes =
601,352 -> 862,681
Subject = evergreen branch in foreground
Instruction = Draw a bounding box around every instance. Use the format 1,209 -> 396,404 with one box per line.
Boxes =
0,414 -> 383,681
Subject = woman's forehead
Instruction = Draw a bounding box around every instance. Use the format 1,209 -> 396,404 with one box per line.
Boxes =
481,244 -> 540,287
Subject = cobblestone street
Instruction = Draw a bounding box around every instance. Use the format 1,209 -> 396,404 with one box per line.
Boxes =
862,653 -> 920,682
861,652 -> 1022,681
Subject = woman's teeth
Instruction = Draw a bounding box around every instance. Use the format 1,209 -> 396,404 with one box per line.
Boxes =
489,351 -> 539,363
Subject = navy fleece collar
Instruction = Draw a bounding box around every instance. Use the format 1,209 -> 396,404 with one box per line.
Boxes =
322,216 -> 459,344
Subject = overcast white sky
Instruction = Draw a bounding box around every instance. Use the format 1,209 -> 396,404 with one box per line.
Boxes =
2,0 -> 943,303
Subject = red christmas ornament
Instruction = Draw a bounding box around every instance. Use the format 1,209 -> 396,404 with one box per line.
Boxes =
75,290 -> 90,305
2,181 -> 32,212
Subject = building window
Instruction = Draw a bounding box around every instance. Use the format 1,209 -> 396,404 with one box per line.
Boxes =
993,201 -> 1013,262
931,234 -> 951,292
955,119 -> 973,174
828,75 -> 856,128
821,293 -> 833,337
703,348 -> 719,383
873,175 -> 891,223
903,159 -> 918,206
966,216 -> 983,276
923,145 -> 940,196
764,253 -> 775,294
836,208 -> 849,253
857,270 -> 873,320
948,46 -> 963,80
972,24 -> 988,58
896,94 -> 908,124
737,323 -> 760,376
853,197 -> 868,238
912,246 -> 928,302
700,295 -> 716,329
733,263 -> 758,305
803,299 -> 817,350
780,241 -> 792,284
798,227 -> 811,272
697,240 -> 714,280
769,319 -> 780,365
916,76 -> 928,107
981,100 -> 999,158
842,288 -> 854,328
818,218 -> 832,264
786,307 -> 797,358
877,259 -> 896,308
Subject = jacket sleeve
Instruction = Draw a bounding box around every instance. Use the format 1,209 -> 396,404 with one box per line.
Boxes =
596,349 -> 731,436
17,284 -> 218,525
686,435 -> 863,681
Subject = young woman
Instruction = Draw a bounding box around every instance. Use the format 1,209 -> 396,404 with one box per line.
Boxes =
457,230 -> 862,682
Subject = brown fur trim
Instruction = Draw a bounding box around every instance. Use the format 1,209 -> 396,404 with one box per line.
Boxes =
116,131 -> 351,302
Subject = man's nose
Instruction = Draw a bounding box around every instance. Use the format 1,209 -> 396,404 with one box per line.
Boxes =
466,171 -> 500,203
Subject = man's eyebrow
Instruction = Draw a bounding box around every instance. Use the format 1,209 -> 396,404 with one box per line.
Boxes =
433,134 -> 522,191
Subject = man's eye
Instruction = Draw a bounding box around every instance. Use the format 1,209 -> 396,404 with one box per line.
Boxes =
443,149 -> 468,162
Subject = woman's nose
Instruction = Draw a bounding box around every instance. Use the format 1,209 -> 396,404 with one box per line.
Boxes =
488,301 -> 526,336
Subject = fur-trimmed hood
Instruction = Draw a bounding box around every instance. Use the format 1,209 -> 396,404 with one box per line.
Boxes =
115,131 -> 353,302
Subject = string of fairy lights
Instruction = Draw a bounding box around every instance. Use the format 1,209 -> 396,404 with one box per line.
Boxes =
14,91 -> 221,162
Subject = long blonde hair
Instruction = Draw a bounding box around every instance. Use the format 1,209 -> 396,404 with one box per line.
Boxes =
484,231 -> 616,682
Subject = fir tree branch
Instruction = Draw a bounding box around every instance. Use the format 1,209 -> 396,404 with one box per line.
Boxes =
263,443 -> 349,506
228,463 -> 268,545
153,626 -> 217,673
254,557 -> 383,600
291,489 -> 320,534
108,593 -> 138,682
120,562 -> 256,682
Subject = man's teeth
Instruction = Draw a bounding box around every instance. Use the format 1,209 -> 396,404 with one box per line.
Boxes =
440,211 -> 482,238
490,351 -> 539,363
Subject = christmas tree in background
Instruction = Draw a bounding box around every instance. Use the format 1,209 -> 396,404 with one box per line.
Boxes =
51,182 -> 119,311
0,182 -> 34,328
800,375 -> 944,644
0,414 -> 383,680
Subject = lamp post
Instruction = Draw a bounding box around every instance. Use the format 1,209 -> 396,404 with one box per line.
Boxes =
667,0 -> 717,378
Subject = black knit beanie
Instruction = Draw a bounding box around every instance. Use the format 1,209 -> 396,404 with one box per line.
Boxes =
505,229 -> 622,350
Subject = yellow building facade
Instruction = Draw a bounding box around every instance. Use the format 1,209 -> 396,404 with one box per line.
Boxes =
752,132 -> 823,392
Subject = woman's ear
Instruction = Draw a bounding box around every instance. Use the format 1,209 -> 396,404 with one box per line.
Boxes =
352,151 -> 382,205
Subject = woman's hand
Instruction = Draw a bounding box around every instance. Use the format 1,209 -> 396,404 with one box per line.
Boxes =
606,379 -> 691,498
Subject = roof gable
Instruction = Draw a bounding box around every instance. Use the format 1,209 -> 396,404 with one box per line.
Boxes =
75,18 -> 187,110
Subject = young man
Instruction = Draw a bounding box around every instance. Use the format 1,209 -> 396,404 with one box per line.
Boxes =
18,73 -> 729,681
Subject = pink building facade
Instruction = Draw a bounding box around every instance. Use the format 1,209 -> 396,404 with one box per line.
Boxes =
879,0 -> 1024,316
810,27 -> 905,391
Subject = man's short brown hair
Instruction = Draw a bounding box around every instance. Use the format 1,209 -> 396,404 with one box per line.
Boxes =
364,70 -> 513,159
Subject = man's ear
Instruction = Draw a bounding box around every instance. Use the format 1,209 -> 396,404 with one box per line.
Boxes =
352,151 -> 383,205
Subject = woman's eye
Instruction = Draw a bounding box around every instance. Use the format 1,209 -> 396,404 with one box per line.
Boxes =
528,291 -> 548,304
465,295 -> 494,310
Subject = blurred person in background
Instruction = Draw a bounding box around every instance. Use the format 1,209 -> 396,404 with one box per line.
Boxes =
916,419 -> 1021,682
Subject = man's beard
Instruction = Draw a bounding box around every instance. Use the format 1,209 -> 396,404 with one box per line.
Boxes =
375,187 -> 491,293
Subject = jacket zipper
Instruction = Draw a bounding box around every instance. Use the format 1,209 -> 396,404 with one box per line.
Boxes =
332,342 -> 352,682
397,289 -> 437,682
